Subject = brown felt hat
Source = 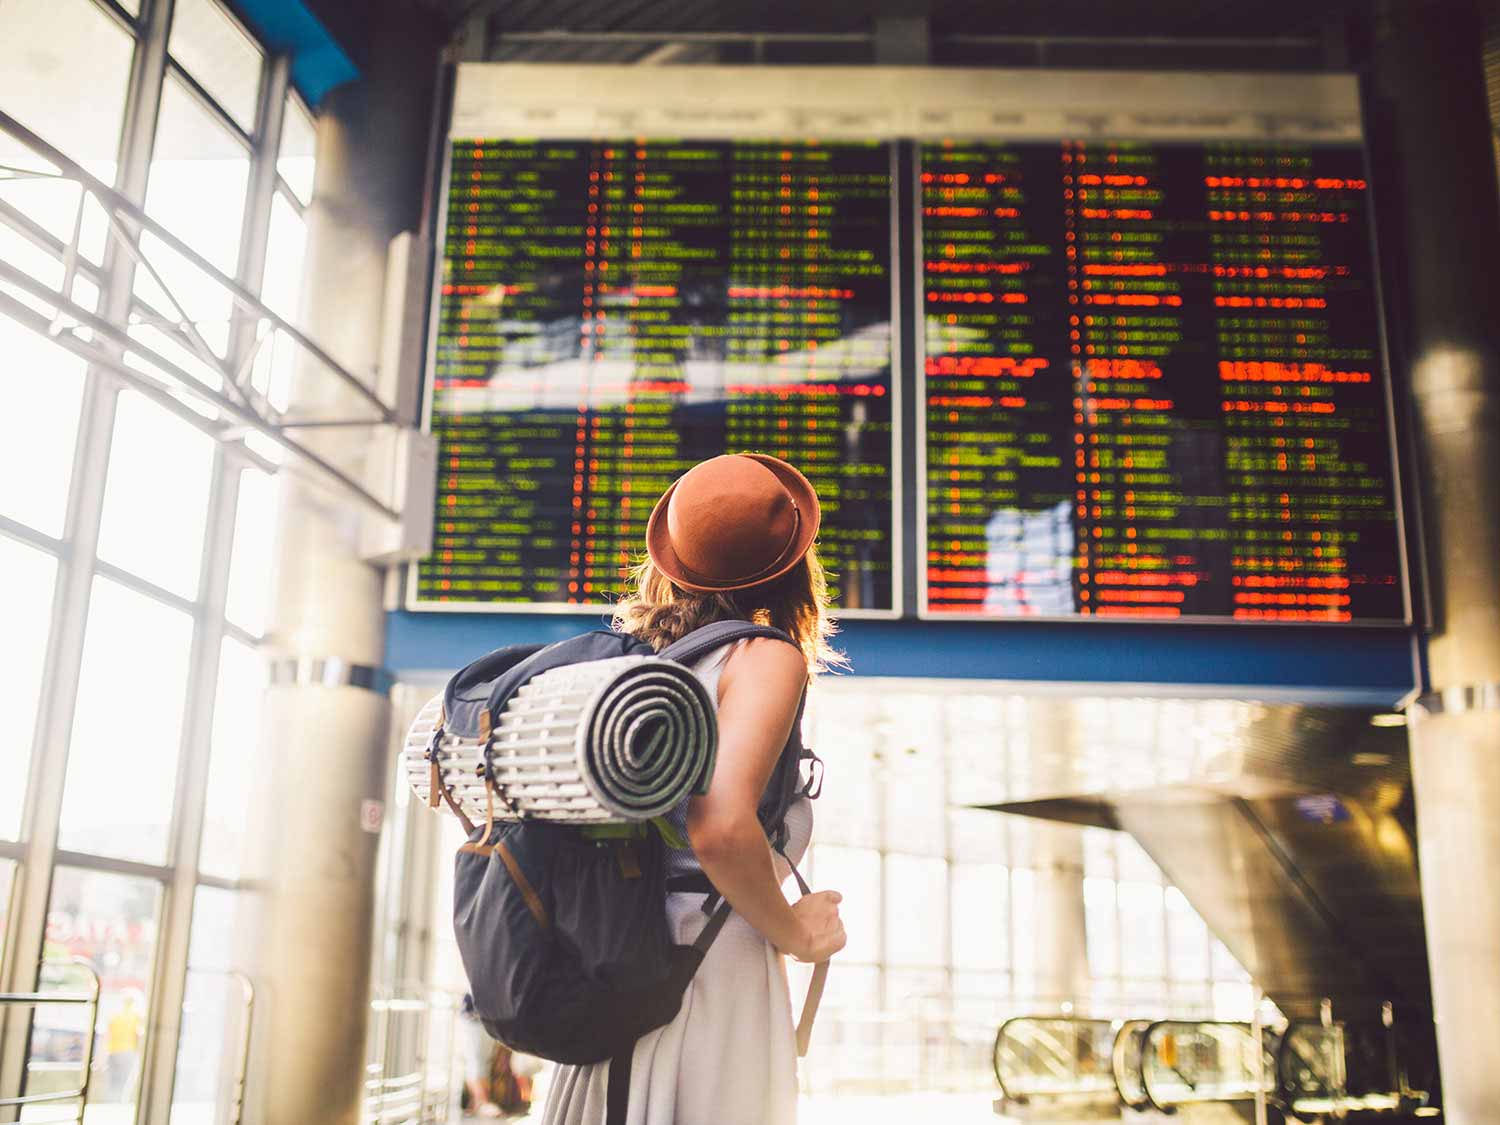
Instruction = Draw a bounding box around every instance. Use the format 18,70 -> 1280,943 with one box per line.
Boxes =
646,454 -> 821,593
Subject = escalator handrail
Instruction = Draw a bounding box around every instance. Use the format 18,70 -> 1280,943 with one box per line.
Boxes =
992,1014 -> 1114,1103
1110,1018 -> 1155,1112
1275,1017 -> 1417,1121
1139,1019 -> 1275,1114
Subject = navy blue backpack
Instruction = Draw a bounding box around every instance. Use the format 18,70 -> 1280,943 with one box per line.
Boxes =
431,620 -> 825,1110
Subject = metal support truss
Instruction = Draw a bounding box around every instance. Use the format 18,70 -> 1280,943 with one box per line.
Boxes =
0,108 -> 414,522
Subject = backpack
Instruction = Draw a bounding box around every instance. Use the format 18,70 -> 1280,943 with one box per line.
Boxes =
435,619 -> 826,1088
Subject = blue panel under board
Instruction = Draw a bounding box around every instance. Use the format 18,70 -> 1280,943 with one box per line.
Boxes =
385,611 -> 1420,706
230,0 -> 358,106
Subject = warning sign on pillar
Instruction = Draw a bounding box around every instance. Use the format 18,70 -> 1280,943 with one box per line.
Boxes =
360,799 -> 386,835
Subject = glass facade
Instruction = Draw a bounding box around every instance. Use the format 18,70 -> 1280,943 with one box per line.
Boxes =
0,0 -> 313,1118
793,681 -> 1258,1095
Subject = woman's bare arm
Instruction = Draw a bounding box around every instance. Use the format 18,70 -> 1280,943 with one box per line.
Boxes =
685,638 -> 845,963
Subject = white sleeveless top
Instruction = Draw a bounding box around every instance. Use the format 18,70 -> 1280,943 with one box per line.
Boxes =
541,638 -> 813,1125
664,640 -> 812,880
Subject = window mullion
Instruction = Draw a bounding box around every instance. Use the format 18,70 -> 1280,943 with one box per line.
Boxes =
139,45 -> 286,1124
138,443 -> 241,1123
236,54 -> 290,307
0,6 -> 176,1093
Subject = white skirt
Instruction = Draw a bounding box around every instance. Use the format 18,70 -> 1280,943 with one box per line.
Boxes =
541,800 -> 812,1125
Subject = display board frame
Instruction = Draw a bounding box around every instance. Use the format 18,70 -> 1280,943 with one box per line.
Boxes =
407,65 -> 910,618
902,73 -> 1411,627
406,64 -> 1412,626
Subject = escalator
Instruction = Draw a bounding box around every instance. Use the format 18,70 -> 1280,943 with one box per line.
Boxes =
992,1017 -> 1120,1117
990,1014 -> 1436,1122
1138,1020 -> 1278,1113
974,697 -> 1441,1107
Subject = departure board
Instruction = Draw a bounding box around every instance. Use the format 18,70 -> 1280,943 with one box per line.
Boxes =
414,139 -> 896,612
921,140 -> 1404,622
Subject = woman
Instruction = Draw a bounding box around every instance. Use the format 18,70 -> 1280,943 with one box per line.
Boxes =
543,453 -> 848,1125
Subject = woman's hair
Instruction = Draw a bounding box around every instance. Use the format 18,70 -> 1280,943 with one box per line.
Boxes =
612,548 -> 844,673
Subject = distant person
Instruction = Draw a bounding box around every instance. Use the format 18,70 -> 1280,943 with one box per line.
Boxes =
104,993 -> 144,1102
461,995 -> 503,1118
543,453 -> 847,1125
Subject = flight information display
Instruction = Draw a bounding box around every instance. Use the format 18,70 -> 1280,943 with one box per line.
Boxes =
414,139 -> 896,612
921,140 -> 1404,622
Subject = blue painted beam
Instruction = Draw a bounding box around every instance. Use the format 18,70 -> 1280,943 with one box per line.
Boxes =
230,0 -> 358,106
385,610 -> 1419,706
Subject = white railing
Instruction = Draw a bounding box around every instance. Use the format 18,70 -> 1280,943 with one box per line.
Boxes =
363,989 -> 459,1124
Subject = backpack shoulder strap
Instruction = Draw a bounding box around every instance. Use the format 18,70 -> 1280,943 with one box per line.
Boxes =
658,619 -> 795,666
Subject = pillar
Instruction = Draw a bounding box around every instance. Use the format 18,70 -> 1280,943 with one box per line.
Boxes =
1028,823 -> 1090,1010
241,9 -> 441,1124
1372,3 -> 1500,1121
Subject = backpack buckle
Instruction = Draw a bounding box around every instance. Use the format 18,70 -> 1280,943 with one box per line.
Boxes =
800,751 -> 825,800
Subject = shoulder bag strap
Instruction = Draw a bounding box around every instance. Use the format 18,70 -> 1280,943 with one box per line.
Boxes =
658,619 -> 794,665
779,850 -> 830,1058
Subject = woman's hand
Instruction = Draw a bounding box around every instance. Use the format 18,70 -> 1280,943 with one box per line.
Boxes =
782,889 -> 846,963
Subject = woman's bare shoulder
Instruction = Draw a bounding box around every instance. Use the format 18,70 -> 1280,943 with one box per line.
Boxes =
721,635 -> 807,693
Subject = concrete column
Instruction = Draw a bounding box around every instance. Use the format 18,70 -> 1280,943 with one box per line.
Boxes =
240,10 -> 440,1124
1373,3 -> 1500,1121
1028,824 -> 1089,1010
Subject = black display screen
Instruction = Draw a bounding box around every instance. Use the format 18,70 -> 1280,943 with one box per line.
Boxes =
414,139 -> 897,611
921,140 -> 1404,622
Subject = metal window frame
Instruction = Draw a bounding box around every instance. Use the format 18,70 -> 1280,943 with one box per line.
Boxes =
0,1 -> 342,1122
0,0 -> 177,1104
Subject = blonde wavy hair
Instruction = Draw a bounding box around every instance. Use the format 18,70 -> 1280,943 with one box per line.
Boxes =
612,549 -> 844,674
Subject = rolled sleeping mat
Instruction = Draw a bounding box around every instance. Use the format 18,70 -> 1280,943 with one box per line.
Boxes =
403,655 -> 718,824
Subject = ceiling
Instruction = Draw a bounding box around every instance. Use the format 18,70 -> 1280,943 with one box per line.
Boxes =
426,0 -> 1376,67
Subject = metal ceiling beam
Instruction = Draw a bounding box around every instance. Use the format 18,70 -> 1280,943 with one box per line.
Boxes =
487,29 -> 1321,48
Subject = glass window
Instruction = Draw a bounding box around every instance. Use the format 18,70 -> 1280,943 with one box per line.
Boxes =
199,637 -> 267,880
810,845 -> 881,964
261,191 -> 308,323
950,969 -> 1009,1025
224,468 -> 280,635
37,867 -> 162,1116
948,806 -> 1007,865
172,887 -> 254,1123
0,535 -> 57,840
277,94 -> 317,205
1213,980 -> 1255,1021
1082,827 -> 1117,878
1165,886 -> 1210,980
97,390 -> 217,599
1211,937 -> 1250,982
1117,881 -> 1166,974
167,0 -> 264,133
145,73 -> 251,280
172,964 -> 253,1125
881,761 -> 945,857
0,0 -> 134,176
1009,867 -> 1035,992
250,193 -> 309,411
1083,875 -> 1120,980
884,967 -> 946,1015
57,577 -> 194,864
951,862 -> 1008,970
884,854 -> 945,966
0,328 -> 87,538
